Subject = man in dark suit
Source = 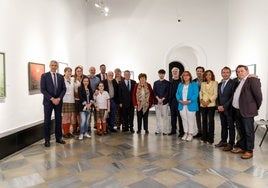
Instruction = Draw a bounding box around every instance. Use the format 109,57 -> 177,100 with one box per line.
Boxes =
40,60 -> 66,147
193,66 -> 205,138
96,64 -> 107,81
118,70 -> 136,133
168,67 -> 184,137
215,67 -> 236,151
103,71 -> 119,132
231,65 -> 262,159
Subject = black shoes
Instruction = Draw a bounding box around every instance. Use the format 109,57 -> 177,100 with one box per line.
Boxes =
44,139 -> 65,147
130,128 -> 135,134
168,132 -> 176,135
44,141 -> 50,147
56,139 -> 66,144
193,133 -> 202,138
110,129 -> 117,132
136,130 -> 141,134
145,130 -> 149,134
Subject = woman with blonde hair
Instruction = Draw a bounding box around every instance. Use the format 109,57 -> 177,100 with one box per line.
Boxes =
200,70 -> 218,144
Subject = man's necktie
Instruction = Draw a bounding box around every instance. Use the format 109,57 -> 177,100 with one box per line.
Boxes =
126,80 -> 131,91
221,80 -> 226,93
53,73 -> 57,94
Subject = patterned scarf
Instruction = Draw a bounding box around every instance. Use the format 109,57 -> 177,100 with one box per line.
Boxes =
136,83 -> 150,114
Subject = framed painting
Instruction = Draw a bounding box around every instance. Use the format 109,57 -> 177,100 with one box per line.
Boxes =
0,52 -> 6,98
58,62 -> 68,75
28,62 -> 45,95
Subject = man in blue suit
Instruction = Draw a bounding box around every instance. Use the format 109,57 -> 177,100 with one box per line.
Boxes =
41,60 -> 66,147
215,67 -> 236,151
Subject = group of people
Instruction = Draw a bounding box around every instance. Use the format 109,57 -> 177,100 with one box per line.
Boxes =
41,60 -> 262,159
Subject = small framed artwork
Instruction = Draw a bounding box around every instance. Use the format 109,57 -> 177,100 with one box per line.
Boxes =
130,71 -> 134,80
0,52 -> 6,98
231,70 -> 236,79
58,62 -> 68,75
28,62 -> 45,95
247,64 -> 256,74
123,70 -> 135,80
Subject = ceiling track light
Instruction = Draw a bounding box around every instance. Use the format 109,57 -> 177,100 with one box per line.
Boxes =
92,0 -> 110,16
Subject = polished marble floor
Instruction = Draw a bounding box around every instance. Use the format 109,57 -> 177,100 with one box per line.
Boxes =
0,114 -> 268,188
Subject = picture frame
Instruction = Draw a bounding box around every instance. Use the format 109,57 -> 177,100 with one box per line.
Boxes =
57,62 -> 68,75
0,52 -> 6,98
247,64 -> 256,74
231,64 -> 256,79
123,70 -> 135,80
28,62 -> 45,95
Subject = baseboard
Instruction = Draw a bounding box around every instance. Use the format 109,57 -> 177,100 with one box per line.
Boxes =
0,121 -> 55,160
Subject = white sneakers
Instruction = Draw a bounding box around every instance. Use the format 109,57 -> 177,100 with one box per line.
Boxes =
186,134 -> 193,141
181,133 -> 193,142
182,134 -> 187,141
78,133 -> 91,140
84,133 -> 91,138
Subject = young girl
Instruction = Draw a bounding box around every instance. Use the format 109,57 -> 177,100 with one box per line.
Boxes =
62,67 -> 76,138
78,77 -> 93,140
94,82 -> 110,135
73,66 -> 85,134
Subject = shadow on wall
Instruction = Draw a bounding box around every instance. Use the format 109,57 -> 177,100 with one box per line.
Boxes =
169,61 -> 184,81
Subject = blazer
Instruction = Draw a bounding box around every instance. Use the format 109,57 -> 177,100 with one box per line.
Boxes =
199,81 -> 218,107
103,79 -> 119,104
40,72 -> 66,105
118,79 -> 136,108
216,79 -> 235,115
78,86 -> 93,112
176,82 -> 199,112
96,73 -> 107,81
239,77 -> 262,117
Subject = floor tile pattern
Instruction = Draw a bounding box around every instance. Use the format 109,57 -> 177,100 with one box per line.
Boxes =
0,114 -> 268,188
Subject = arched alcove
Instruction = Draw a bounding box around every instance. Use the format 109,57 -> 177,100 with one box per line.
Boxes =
165,43 -> 207,78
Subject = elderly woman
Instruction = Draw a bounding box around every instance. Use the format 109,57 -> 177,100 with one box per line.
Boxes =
132,73 -> 154,134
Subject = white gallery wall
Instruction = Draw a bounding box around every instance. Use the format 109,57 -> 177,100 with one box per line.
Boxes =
0,0 -> 88,136
87,0 -> 228,84
227,0 -> 268,119
0,0 -> 267,136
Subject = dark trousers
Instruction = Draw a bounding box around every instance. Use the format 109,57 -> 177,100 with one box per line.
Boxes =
196,110 -> 202,134
43,103 -> 63,142
219,112 -> 235,145
170,100 -> 183,135
233,108 -> 254,152
107,99 -> 117,131
122,106 -> 135,130
201,107 -> 216,143
137,109 -> 149,131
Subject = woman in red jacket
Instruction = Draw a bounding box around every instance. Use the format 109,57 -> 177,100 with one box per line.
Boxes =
132,73 -> 154,134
